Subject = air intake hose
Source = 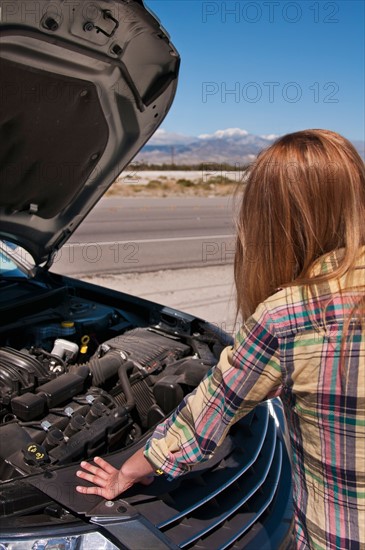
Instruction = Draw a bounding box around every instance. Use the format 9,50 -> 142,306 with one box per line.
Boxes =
72,352 -> 135,411
70,350 -> 125,386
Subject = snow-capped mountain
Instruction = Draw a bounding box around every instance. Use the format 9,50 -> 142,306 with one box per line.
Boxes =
135,128 -> 277,165
134,128 -> 364,165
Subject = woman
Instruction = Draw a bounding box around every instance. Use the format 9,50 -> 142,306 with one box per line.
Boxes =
76,129 -> 365,549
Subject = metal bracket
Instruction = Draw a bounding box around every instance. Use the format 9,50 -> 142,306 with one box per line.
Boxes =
84,10 -> 120,39
87,498 -> 179,549
86,498 -> 137,521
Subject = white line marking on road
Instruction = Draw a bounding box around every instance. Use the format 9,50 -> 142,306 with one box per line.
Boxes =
66,235 -> 235,246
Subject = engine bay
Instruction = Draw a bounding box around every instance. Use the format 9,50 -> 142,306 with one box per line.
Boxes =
0,277 -> 227,484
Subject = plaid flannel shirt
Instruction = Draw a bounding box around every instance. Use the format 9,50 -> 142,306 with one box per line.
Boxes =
145,248 -> 365,549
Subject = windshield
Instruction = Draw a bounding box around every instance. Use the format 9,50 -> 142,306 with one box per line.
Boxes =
0,240 -> 34,278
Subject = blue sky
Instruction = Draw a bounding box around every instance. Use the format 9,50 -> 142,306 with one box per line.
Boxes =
147,0 -> 364,141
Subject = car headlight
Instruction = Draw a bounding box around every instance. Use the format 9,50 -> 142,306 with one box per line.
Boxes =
0,532 -> 119,550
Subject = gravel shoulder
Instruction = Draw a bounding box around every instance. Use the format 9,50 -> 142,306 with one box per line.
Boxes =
80,264 -> 239,336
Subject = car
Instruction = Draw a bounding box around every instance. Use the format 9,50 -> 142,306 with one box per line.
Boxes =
0,1 -> 293,548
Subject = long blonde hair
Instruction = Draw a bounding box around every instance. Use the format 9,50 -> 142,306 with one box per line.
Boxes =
234,129 -> 365,321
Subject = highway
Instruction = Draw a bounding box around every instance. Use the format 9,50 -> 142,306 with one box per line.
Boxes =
51,196 -> 236,275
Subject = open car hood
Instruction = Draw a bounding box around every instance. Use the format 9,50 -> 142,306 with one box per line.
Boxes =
0,0 -> 179,265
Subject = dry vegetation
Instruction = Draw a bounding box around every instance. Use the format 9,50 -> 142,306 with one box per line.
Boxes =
106,173 -> 244,197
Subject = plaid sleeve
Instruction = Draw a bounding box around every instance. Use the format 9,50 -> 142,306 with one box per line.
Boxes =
144,303 -> 282,478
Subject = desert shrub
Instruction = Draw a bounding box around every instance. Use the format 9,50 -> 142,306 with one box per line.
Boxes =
206,175 -> 235,184
146,179 -> 162,189
177,178 -> 195,187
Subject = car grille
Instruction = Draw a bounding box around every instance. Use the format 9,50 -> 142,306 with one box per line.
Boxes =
127,401 -> 293,549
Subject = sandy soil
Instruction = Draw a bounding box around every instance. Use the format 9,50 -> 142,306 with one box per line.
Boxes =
81,264 -> 239,336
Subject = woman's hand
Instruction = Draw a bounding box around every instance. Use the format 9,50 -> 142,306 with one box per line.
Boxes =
76,449 -> 155,500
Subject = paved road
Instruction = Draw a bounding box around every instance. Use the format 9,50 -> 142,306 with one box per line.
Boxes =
51,196 -> 236,275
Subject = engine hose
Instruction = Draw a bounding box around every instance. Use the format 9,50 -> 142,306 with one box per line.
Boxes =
71,352 -> 135,411
118,361 -> 135,412
71,350 -> 125,386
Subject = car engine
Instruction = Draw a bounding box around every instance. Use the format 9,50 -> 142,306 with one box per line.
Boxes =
0,287 -> 226,484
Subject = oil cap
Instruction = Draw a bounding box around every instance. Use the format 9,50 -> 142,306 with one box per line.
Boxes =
22,443 -> 50,467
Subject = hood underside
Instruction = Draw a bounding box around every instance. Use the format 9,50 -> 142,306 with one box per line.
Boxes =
0,0 -> 179,265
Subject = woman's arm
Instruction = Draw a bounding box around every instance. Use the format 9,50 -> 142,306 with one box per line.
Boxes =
145,304 -> 281,477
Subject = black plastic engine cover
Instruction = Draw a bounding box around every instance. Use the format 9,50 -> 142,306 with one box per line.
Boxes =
103,328 -> 191,373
